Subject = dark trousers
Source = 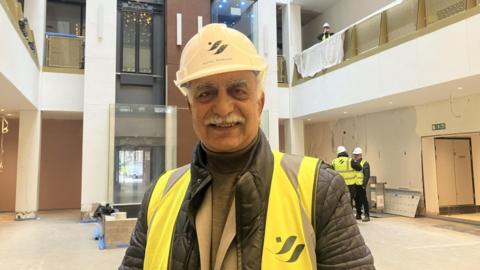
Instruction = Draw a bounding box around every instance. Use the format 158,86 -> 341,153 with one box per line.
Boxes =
355,185 -> 369,216
347,185 -> 356,209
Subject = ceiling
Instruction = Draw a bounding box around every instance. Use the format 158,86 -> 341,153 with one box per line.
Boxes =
291,0 -> 337,13
0,73 -> 36,115
302,74 -> 480,123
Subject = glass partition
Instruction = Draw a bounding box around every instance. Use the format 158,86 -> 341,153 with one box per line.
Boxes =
211,0 -> 258,41
387,0 -> 418,42
260,110 -> 269,139
356,14 -> 381,54
109,104 -> 176,204
426,0 -> 466,25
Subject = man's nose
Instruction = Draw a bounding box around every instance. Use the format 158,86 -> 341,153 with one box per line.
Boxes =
212,89 -> 234,116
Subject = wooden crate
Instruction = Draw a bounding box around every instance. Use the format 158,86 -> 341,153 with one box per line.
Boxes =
102,215 -> 137,248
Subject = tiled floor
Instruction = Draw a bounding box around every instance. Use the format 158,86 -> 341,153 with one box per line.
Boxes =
0,210 -> 125,270
445,213 -> 480,222
1,211 -> 480,269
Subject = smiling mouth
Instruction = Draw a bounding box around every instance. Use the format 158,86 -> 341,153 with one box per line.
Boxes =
208,122 -> 241,128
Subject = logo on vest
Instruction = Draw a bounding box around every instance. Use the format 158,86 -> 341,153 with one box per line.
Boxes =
208,40 -> 228,55
271,235 -> 305,263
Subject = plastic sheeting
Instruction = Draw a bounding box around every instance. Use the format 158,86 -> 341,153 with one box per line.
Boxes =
294,32 -> 345,78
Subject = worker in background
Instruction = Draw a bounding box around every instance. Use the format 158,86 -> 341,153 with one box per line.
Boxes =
317,22 -> 334,42
120,24 -> 374,269
352,147 -> 370,222
332,146 -> 360,208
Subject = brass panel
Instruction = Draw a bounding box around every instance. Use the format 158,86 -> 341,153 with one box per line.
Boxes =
426,0 -> 466,25
356,14 -> 381,54
46,36 -> 83,69
277,55 -> 288,84
387,0 -> 418,42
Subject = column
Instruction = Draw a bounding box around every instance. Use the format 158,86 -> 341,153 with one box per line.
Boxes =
81,0 -> 117,220
282,3 -> 302,83
15,110 -> 41,220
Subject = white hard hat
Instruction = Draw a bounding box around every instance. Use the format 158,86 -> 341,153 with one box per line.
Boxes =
175,23 -> 267,96
337,146 -> 347,154
353,147 -> 363,154
323,22 -> 331,28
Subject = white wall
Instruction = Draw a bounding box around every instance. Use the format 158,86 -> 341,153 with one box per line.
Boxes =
23,0 -> 47,65
305,107 -> 423,191
258,0 -> 280,150
302,0 -> 396,49
40,72 -> 84,111
81,0 -> 117,213
416,94 -> 480,137
292,12 -> 480,118
0,5 -> 39,108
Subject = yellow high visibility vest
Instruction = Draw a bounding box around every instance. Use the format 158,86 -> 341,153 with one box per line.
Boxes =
144,151 -> 319,270
331,157 -> 356,185
354,159 -> 367,186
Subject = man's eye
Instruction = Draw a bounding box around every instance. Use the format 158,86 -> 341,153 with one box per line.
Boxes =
232,88 -> 248,98
196,91 -> 214,101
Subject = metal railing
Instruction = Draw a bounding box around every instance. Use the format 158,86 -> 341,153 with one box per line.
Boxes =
45,32 -> 84,69
294,0 -> 479,83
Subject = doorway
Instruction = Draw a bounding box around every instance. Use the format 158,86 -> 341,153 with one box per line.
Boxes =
434,138 -> 476,213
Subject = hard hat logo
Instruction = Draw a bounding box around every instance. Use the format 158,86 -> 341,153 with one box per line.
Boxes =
208,41 -> 228,55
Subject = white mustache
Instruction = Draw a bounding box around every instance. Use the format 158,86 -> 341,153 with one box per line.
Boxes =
204,113 -> 246,125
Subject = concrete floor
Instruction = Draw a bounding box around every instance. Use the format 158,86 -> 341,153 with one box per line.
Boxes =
1,211 -> 480,269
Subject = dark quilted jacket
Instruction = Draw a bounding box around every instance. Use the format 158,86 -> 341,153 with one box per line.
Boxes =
119,132 -> 374,269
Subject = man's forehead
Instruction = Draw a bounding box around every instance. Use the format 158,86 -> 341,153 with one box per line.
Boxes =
192,71 -> 256,86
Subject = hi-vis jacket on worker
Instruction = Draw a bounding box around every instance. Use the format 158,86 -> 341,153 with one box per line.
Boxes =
331,146 -> 357,186
119,24 -> 374,270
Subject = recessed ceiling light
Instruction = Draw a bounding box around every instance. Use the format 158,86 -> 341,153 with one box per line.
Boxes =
0,109 -> 4,112
7,113 -> 12,116
343,111 -> 348,114
388,101 -> 393,105
457,86 -> 463,90
307,118 -> 311,121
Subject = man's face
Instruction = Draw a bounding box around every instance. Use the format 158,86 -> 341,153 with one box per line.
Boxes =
353,154 -> 362,161
324,26 -> 330,33
187,71 -> 265,153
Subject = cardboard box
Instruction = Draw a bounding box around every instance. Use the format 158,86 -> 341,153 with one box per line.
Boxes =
102,215 -> 137,248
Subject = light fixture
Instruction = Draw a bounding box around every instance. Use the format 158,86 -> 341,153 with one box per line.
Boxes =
343,111 -> 348,114
219,4 -> 223,8
388,101 -> 393,105
7,114 -> 12,117
241,1 -> 246,5
307,118 -> 311,121
457,86 -> 463,90
0,109 -> 4,112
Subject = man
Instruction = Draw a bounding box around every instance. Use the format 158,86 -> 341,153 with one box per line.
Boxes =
317,22 -> 334,42
120,24 -> 374,270
352,147 -> 371,222
331,146 -> 359,209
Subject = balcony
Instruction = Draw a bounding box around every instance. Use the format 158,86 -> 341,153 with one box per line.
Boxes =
44,32 -> 84,73
293,0 -> 480,85
42,0 -> 85,73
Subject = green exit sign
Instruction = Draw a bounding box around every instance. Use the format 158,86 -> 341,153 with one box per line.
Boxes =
432,123 -> 446,131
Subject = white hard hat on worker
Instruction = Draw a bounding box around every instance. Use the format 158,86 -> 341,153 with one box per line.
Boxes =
175,23 -> 267,95
175,23 -> 267,153
337,146 -> 347,154
353,147 -> 363,155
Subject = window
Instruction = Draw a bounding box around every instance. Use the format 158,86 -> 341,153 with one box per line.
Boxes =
121,3 -> 153,74
211,0 -> 257,41
46,0 -> 85,36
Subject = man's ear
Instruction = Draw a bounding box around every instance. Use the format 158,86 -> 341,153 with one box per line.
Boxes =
258,90 -> 265,114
